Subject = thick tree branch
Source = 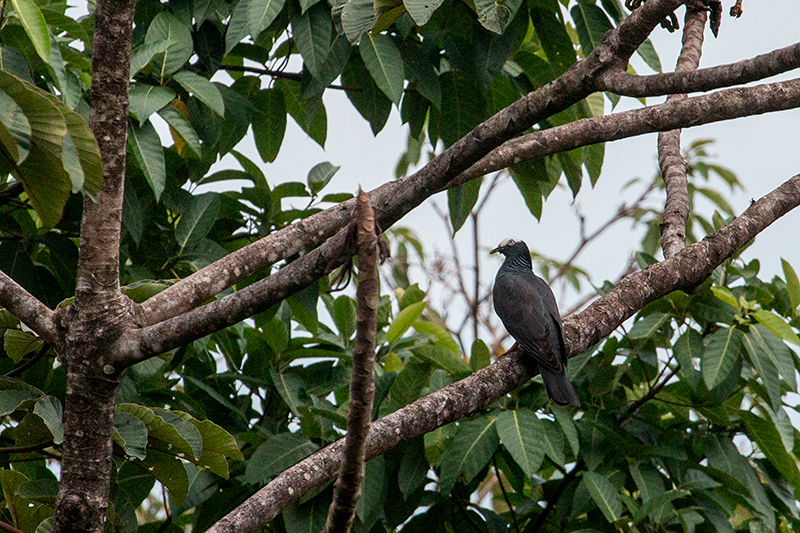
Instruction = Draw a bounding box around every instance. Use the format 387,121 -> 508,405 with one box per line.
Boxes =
596,40 -> 800,96
659,8 -> 707,258
449,77 -> 800,188
0,271 -> 57,344
133,0 -> 685,330
206,174 -> 800,533
323,191 -> 379,533
125,75 -> 800,365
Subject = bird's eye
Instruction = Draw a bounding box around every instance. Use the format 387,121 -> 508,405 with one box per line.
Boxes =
507,239 -> 515,245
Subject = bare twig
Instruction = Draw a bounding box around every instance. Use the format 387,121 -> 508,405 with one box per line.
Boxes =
0,439 -> 54,454
323,191 -> 380,533
659,8 -> 708,258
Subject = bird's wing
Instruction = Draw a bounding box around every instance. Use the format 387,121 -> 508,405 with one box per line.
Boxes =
493,274 -> 564,372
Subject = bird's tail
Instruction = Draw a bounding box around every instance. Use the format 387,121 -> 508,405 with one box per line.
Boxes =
540,366 -> 580,407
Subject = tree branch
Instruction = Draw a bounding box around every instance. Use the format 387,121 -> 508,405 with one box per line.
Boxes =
449,77 -> 800,188
0,181 -> 24,208
205,173 -> 800,533
323,191 -> 380,533
0,271 -> 57,344
659,8 -> 707,258
133,0 -> 685,330
595,40 -> 800,96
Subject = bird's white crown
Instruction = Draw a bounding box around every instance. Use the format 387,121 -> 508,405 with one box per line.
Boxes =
497,237 -> 518,248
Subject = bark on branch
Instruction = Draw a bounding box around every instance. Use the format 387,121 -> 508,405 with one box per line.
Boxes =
449,77 -> 800,188
0,270 -> 56,344
206,174 -> 800,533
659,8 -> 707,258
323,191 -> 380,533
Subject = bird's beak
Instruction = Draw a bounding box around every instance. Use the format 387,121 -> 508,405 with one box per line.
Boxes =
490,246 -> 500,254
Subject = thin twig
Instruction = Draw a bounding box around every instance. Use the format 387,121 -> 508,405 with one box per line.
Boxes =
0,440 -> 54,454
492,456 -> 521,533
0,520 -> 25,533
4,343 -> 51,377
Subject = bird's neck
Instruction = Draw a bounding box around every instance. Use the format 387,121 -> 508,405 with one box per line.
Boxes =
503,254 -> 533,273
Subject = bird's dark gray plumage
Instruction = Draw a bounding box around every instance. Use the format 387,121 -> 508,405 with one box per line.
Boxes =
491,238 -> 580,406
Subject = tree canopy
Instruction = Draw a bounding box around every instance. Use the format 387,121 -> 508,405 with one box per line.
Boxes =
1,0 -> 800,532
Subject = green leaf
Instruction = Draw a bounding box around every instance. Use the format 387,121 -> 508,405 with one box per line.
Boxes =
673,328 -> 703,389
627,312 -> 669,339
746,324 -> 796,392
742,328 -> 781,410
175,193 -> 221,255
438,415 -> 499,494
133,449 -> 190,505
129,40 -> 170,77
0,470 -> 53,533
0,89 -> 31,161
128,83 -> 176,124
116,404 -> 200,462
741,411 -> 800,487
159,103 -> 202,157
701,327 -> 743,390
251,88 -> 286,163
496,409 -> 544,478
3,329 -> 42,363
470,339 -> 491,371
244,433 -> 318,485
539,419 -> 565,467
248,0 -> 288,37
412,345 -> 471,376
782,258 -> 800,311
637,38 -> 661,72
341,0 -> 376,44
583,471 -> 622,522
359,33 -> 404,105
332,295 -> 357,341
0,390 -> 40,417
127,119 -> 166,201
292,3 -> 331,79
404,0 -> 444,25
33,396 -> 62,444
172,71 -> 224,117
475,0 -> 523,34
448,178 -> 481,233
145,12 -> 194,78
342,54 -> 393,135
509,160 -> 546,219
307,161 -> 340,195
398,438 -> 429,497
572,2 -> 613,55
10,0 -> 50,63
434,71 -> 485,147
753,309 -> 800,346
387,301 -> 427,342
710,286 -> 738,308
114,411 -> 148,460
413,321 -> 461,354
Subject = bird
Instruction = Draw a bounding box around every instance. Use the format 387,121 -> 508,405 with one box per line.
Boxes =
491,238 -> 580,406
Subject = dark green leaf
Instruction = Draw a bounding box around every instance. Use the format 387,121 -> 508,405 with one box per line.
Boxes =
438,415 -> 499,493
701,327 -> 742,390
447,178 -> 481,233
244,433 -> 318,485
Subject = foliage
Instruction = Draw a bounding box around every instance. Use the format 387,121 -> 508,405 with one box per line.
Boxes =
1,0 -> 799,532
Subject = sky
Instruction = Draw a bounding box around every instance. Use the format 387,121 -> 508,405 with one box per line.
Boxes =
206,0 -> 800,328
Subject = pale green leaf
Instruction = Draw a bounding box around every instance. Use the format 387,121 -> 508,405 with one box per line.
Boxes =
411,345 -> 471,376
496,409 -> 544,478
127,119 -> 165,201
129,83 -> 176,124
3,329 -> 41,363
413,320 -> 461,354
476,0 -> 523,34
742,327 -> 782,410
404,0 -> 444,26
741,410 -> 800,487
172,70 -> 225,116
292,3 -> 332,79
470,339 -> 491,371
341,0 -> 376,44
175,193 -> 221,255
711,286 -> 738,308
701,327 -> 742,390
145,12 -> 194,78
746,324 -> 796,392
114,411 -> 148,460
159,104 -> 202,157
307,161 -> 340,195
248,0 -> 288,38
438,416 -> 499,494
782,258 -> 800,311
627,312 -> 669,339
33,396 -> 62,444
583,471 -> 622,522
359,33 -> 404,105
387,301 -> 427,342
753,309 -> 800,346
10,0 -> 50,62
244,433 -> 318,485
